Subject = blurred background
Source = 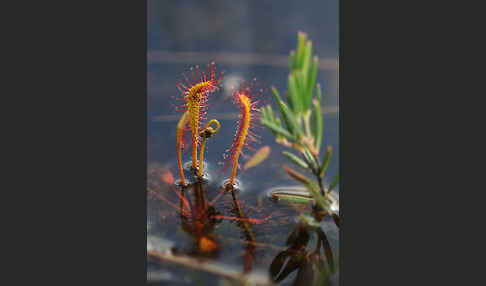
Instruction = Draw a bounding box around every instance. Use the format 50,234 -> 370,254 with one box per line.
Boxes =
148,0 -> 339,179
147,1 -> 339,283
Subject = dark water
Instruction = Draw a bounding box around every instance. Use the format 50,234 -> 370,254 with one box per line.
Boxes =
148,1 -> 339,285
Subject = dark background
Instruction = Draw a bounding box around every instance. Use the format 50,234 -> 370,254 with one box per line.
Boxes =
5,0 -> 475,285
148,0 -> 338,55
147,2 -> 340,283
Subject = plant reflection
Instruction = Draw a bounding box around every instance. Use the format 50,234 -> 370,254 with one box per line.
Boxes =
229,190 -> 257,274
149,167 -> 338,285
269,220 -> 335,286
172,180 -> 262,274
177,181 -> 222,258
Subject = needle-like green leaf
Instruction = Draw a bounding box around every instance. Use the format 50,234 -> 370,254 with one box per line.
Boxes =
283,151 -> 309,169
283,165 -> 330,211
319,146 -> 332,178
306,180 -> 330,211
311,98 -> 323,151
274,194 -> 313,204
328,173 -> 339,192
316,83 -> 322,101
262,118 -> 295,142
303,149 -> 318,171
301,41 -> 312,83
296,32 -> 306,69
295,70 -> 307,112
306,57 -> 319,108
261,104 -> 268,120
288,74 -> 301,115
290,50 -> 296,71
267,105 -> 276,124
272,86 -> 304,139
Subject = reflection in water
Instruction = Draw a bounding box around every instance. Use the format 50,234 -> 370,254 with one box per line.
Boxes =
148,165 -> 338,285
179,178 -> 260,273
229,190 -> 257,274
177,181 -> 222,258
269,220 -> 335,286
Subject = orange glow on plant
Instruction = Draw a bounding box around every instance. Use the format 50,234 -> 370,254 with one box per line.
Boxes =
242,145 -> 271,171
221,80 -> 262,187
176,62 -> 224,171
199,236 -> 217,252
160,170 -> 175,185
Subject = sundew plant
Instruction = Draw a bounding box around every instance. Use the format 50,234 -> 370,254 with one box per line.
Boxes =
172,33 -> 338,225
149,32 -> 339,286
220,80 -> 262,188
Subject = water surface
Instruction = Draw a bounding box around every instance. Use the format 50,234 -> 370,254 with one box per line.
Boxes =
148,1 -> 339,285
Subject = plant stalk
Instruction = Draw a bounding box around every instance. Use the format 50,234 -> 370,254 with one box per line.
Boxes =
192,134 -> 198,172
177,140 -> 186,186
198,137 -> 207,177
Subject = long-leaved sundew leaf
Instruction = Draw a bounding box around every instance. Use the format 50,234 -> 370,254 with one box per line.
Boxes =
176,111 -> 190,186
221,79 -> 263,188
175,62 -> 224,171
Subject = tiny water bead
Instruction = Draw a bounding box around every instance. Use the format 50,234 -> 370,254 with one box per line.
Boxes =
181,160 -> 212,184
328,190 -> 339,213
220,178 -> 244,192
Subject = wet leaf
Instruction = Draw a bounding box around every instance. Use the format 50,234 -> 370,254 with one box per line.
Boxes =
310,253 -> 325,272
243,146 -> 271,171
317,228 -> 335,273
293,258 -> 314,286
275,253 -> 304,283
281,165 -> 330,211
270,250 -> 291,280
271,191 -> 313,204
286,223 -> 310,247
312,254 -> 330,286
